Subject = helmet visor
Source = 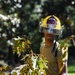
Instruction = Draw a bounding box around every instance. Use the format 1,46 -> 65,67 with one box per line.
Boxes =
46,28 -> 62,35
39,24 -> 62,35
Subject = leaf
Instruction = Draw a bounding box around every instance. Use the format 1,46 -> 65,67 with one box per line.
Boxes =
37,57 -> 48,71
13,72 -> 17,75
12,36 -> 48,75
27,40 -> 31,44
12,36 -> 32,56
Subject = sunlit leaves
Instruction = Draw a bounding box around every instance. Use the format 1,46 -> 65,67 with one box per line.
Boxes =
12,35 -> 48,75
58,36 -> 73,62
0,66 -> 7,71
58,36 -> 72,48
20,54 -> 48,75
13,36 -> 31,56
11,54 -> 48,75
13,72 -> 17,75
37,55 -> 48,71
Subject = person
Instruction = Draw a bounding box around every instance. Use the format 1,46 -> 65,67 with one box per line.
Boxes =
39,15 -> 68,75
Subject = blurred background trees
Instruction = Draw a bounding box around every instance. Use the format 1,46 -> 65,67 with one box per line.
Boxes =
0,0 -> 75,65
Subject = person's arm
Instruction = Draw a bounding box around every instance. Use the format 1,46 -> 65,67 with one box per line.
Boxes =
62,61 -> 68,75
58,61 -> 68,75
58,46 -> 68,75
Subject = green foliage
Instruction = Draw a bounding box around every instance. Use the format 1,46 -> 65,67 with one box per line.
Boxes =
11,36 -> 48,75
13,72 -> 17,75
58,36 -> 72,48
20,54 -> 48,75
13,36 -> 31,56
37,55 -> 48,71
0,0 -> 41,55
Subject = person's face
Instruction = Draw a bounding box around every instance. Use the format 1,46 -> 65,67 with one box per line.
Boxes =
44,31 -> 55,40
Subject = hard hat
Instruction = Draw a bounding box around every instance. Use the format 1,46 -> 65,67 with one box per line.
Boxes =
39,15 -> 62,35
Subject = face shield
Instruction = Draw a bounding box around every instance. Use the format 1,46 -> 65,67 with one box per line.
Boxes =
45,25 -> 62,35
39,15 -> 62,36
45,17 -> 62,35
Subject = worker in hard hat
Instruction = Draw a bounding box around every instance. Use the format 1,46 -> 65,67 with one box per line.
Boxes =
39,15 -> 68,75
